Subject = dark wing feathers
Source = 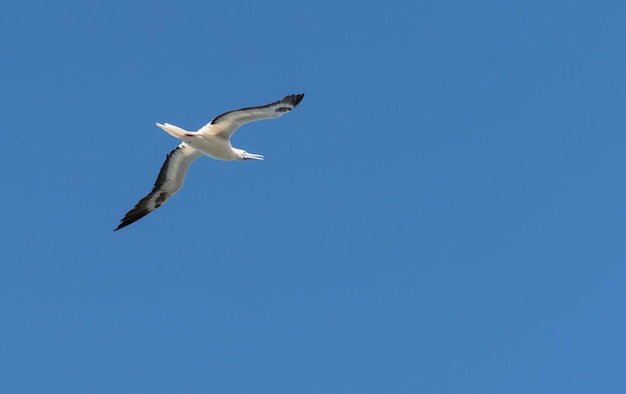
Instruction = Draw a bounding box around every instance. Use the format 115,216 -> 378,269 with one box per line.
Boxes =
114,143 -> 201,231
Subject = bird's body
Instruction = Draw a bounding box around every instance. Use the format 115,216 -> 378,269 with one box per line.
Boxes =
114,94 -> 304,231
157,123 -> 241,161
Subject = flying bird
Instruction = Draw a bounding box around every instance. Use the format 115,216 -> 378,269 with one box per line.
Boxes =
114,93 -> 304,231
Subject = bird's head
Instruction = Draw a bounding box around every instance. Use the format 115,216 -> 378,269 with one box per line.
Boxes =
235,149 -> 264,161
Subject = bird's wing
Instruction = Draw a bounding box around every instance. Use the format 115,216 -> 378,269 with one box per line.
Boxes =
198,94 -> 304,139
114,142 -> 202,231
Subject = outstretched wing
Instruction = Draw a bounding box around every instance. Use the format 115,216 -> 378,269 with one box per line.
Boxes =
114,143 -> 202,231
198,94 -> 304,139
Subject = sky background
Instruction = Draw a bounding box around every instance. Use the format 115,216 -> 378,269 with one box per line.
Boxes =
1,0 -> 625,393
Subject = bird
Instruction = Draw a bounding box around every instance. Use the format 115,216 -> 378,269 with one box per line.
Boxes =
114,93 -> 304,231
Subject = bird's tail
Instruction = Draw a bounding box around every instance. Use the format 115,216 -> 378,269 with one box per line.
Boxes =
156,123 -> 189,140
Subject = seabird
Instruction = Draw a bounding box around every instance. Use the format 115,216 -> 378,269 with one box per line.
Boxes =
114,93 -> 304,231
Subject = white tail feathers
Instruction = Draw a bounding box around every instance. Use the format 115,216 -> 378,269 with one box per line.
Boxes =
156,123 -> 189,139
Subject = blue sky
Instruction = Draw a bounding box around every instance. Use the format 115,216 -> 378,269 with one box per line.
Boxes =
1,0 -> 625,392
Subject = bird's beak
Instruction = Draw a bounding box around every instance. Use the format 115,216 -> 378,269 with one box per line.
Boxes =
243,153 -> 264,160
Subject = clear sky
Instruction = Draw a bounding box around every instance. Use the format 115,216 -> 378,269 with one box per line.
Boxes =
1,1 -> 625,393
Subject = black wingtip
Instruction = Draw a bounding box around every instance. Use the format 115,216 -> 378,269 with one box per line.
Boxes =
113,216 -> 142,232
283,93 -> 304,107
113,220 -> 129,232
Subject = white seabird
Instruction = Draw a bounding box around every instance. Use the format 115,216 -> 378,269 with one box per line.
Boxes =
115,93 -> 304,231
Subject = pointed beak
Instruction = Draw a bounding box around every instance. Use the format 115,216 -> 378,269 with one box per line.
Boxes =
243,152 -> 264,160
